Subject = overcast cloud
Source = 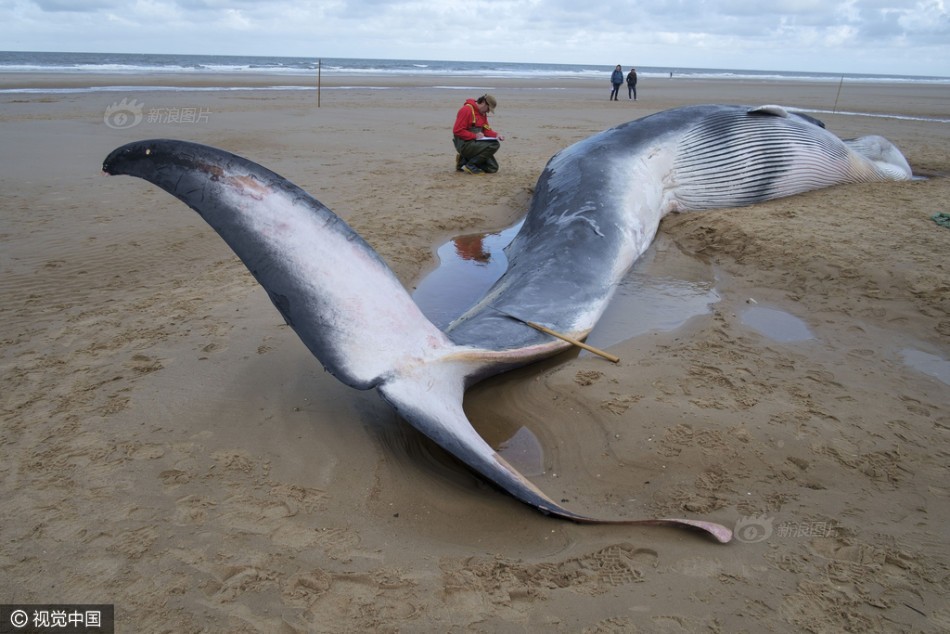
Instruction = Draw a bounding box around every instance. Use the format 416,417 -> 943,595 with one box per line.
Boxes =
2,0 -> 948,76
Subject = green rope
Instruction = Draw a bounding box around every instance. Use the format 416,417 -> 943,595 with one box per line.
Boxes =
932,212 -> 950,229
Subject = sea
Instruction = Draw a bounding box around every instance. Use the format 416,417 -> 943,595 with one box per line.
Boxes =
2,50 -> 949,91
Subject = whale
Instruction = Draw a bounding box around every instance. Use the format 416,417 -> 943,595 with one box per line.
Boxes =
103,104 -> 913,543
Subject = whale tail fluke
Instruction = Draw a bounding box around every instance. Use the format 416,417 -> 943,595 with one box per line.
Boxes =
103,138 -> 732,543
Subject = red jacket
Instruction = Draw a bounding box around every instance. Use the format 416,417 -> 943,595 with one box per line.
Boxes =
453,99 -> 498,141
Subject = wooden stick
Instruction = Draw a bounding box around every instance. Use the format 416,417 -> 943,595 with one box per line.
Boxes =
833,75 -> 844,114
493,309 -> 620,363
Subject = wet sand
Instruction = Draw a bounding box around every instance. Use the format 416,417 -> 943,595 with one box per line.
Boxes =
1,72 -> 949,631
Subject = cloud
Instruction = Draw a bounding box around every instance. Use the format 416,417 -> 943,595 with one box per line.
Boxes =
32,0 -> 120,10
2,0 -> 948,76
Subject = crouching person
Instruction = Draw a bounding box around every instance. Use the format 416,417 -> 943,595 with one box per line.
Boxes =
453,94 -> 504,174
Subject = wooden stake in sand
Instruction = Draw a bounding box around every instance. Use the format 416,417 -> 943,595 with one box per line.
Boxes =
833,75 -> 844,114
492,308 -> 620,364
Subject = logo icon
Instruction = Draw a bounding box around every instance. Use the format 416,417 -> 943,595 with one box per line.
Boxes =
9,609 -> 29,628
104,98 -> 144,129
734,514 -> 774,543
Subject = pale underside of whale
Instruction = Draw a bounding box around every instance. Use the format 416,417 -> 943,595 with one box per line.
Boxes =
102,104 -> 913,544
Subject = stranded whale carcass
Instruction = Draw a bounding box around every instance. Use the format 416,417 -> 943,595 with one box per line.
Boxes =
102,105 -> 913,543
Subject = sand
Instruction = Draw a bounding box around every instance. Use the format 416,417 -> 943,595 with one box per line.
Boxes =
1,71 -> 948,632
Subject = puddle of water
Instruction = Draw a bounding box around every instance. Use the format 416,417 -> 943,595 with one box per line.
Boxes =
497,426 -> 545,476
901,348 -> 950,385
413,225 -> 718,344
740,306 -> 815,342
585,236 -> 719,350
412,220 -> 523,329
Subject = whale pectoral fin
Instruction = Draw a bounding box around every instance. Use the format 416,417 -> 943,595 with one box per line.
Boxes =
378,359 -> 733,543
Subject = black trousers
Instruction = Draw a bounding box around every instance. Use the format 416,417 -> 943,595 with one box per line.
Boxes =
453,137 -> 500,173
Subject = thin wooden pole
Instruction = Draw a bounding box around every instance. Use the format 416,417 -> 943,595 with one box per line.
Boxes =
317,59 -> 321,108
832,75 -> 844,114
492,308 -> 620,363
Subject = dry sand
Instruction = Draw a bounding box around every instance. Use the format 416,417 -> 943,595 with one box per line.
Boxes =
1,72 -> 948,632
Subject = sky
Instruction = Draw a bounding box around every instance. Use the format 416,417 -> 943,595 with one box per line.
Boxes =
1,0 -> 948,77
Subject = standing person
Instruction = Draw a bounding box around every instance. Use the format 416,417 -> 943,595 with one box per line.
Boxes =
452,94 -> 504,174
610,65 -> 623,101
626,67 -> 638,100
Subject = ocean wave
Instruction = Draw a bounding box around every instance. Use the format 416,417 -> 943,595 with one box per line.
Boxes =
2,52 -> 947,84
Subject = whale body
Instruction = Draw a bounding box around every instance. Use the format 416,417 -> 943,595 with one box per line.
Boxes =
103,105 -> 913,543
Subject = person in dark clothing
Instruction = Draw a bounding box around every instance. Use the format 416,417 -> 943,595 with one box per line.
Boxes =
610,65 -> 623,101
626,67 -> 638,100
452,94 -> 504,174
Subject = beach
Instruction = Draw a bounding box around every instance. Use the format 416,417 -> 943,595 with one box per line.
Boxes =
1,71 -> 948,631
